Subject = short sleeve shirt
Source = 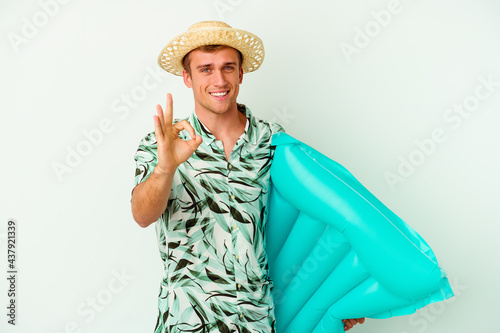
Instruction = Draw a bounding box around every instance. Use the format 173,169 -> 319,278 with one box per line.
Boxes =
134,105 -> 284,333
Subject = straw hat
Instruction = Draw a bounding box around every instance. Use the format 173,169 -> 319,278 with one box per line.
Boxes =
157,21 -> 265,76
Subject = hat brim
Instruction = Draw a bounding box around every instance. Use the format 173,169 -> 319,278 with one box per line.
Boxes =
157,26 -> 265,76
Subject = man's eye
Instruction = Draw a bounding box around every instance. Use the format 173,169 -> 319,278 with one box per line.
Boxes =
225,66 -> 235,71
201,68 -> 210,73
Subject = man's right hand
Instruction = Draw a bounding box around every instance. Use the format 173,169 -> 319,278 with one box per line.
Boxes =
153,93 -> 202,175
131,94 -> 202,228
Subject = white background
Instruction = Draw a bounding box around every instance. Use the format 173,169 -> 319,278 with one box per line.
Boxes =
1,0 -> 499,332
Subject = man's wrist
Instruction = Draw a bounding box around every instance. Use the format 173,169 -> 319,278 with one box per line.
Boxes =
153,164 -> 176,178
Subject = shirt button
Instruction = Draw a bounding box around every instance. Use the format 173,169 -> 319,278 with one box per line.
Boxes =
228,164 -> 233,170
239,313 -> 244,320
233,224 -> 238,230
237,283 -> 241,290
230,194 -> 235,200
235,255 -> 239,260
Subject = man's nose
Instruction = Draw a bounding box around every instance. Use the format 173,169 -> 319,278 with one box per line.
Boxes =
212,70 -> 227,86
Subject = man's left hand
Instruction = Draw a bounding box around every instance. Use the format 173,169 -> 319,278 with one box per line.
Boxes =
343,318 -> 365,331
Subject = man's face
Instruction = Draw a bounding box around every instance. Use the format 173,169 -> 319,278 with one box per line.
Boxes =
183,47 -> 244,116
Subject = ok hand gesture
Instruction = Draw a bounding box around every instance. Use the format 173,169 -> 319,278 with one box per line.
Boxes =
153,93 -> 202,175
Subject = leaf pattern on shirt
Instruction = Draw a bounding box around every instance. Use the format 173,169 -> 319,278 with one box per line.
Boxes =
134,105 -> 284,333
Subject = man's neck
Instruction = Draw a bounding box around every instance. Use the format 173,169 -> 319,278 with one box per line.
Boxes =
195,105 -> 247,141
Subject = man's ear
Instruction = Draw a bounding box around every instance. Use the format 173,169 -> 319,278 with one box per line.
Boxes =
183,70 -> 192,88
239,66 -> 243,84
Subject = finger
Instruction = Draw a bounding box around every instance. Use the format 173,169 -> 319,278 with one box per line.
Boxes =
356,318 -> 365,324
153,115 -> 164,141
173,120 -> 197,140
172,121 -> 202,151
156,104 -> 166,134
163,93 -> 173,127
347,319 -> 357,326
342,319 -> 354,330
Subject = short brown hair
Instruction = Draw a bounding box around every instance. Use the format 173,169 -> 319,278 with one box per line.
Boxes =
182,45 -> 243,76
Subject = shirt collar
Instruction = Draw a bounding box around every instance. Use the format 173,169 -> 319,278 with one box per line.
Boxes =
188,104 -> 257,146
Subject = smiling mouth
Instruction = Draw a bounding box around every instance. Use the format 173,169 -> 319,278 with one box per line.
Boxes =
209,91 -> 229,97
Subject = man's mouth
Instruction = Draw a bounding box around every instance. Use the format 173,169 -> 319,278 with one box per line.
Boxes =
209,91 -> 229,98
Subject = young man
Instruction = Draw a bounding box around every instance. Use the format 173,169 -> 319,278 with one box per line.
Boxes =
131,21 -> 364,332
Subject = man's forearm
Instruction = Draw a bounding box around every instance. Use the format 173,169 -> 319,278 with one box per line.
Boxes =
131,167 -> 175,228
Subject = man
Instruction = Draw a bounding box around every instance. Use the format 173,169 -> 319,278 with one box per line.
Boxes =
131,21 -> 364,333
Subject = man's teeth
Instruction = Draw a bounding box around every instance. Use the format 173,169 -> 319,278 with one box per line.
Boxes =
210,92 -> 228,97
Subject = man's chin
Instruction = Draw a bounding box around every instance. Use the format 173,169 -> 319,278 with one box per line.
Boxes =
195,97 -> 238,115
204,103 -> 234,115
